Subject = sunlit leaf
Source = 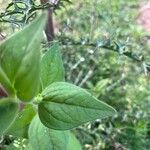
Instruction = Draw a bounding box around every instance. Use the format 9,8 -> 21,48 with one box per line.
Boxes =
38,82 -> 116,130
40,43 -> 65,90
67,132 -> 82,150
0,12 -> 47,101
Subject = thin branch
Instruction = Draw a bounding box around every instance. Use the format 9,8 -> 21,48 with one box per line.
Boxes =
0,1 -> 71,24
59,36 -> 150,72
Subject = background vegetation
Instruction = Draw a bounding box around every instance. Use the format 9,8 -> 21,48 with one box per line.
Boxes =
1,0 -> 150,149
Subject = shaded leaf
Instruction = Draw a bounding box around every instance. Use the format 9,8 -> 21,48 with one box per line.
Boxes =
6,104 -> 36,137
0,98 -> 18,135
28,115 -> 69,150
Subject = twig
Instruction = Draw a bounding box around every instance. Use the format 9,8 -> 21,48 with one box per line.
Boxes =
59,36 -> 150,72
79,69 -> 93,87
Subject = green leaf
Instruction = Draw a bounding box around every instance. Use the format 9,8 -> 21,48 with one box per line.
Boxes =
0,67 -> 15,95
67,132 -> 82,150
28,115 -> 69,150
38,82 -> 116,130
25,143 -> 33,150
0,12 -> 47,101
0,98 -> 18,135
6,104 -> 36,137
40,43 -> 65,90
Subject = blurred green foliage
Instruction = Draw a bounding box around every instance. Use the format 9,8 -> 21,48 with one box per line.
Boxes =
1,0 -> 150,149
55,0 -> 150,149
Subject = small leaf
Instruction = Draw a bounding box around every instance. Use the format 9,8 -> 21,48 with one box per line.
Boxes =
38,82 -> 116,130
0,98 -> 18,135
67,132 -> 82,150
6,104 -> 36,137
40,43 -> 65,90
0,12 -> 47,101
28,115 -> 69,150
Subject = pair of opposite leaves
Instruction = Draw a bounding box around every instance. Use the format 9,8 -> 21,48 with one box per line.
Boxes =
0,12 -> 116,142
